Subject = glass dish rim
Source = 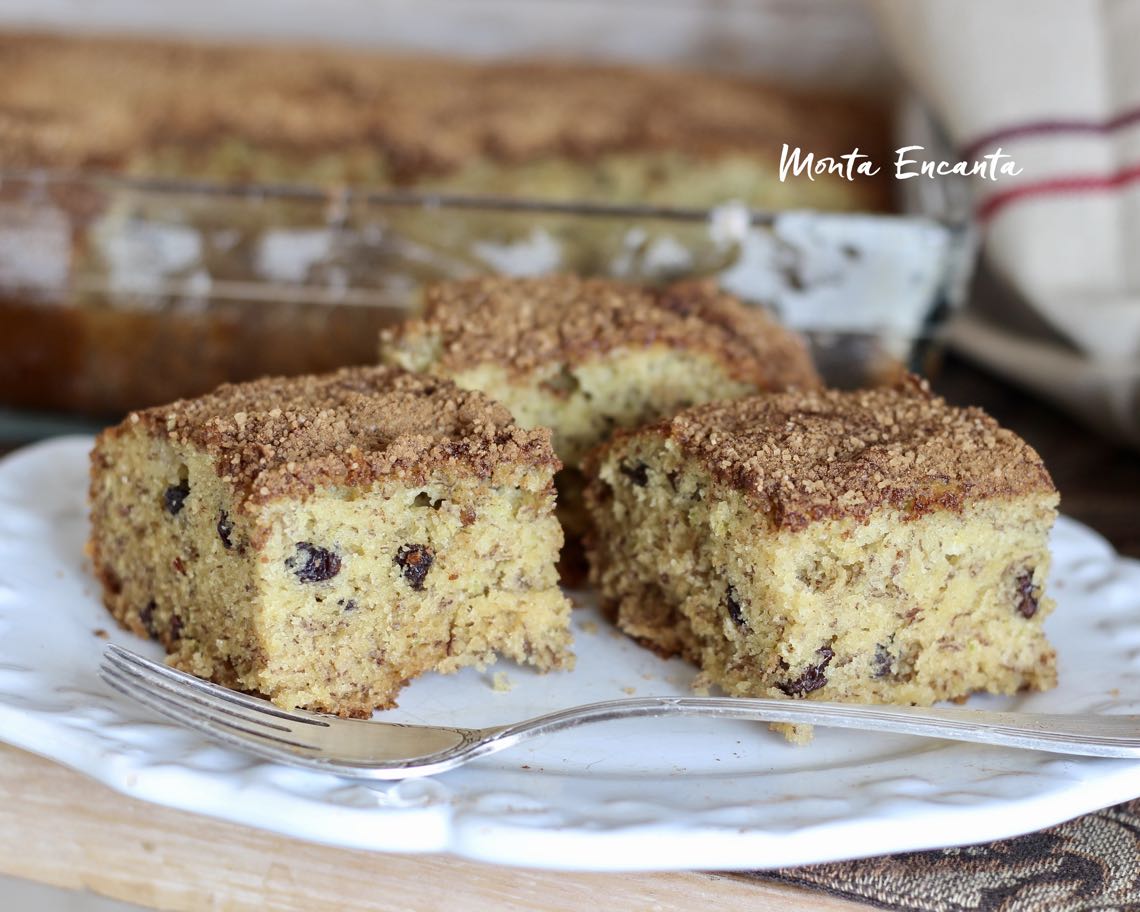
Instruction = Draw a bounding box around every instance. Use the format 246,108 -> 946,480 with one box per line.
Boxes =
0,167 -> 972,232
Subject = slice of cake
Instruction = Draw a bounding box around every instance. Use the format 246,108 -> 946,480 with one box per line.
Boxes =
583,377 -> 1058,739
381,275 -> 820,576
89,366 -> 572,716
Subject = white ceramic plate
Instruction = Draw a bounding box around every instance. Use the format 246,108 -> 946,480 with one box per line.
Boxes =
3,437 -> 1140,872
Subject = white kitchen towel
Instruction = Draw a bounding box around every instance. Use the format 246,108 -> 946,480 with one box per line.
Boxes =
873,0 -> 1140,446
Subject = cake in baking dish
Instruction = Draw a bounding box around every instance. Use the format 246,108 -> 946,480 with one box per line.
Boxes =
88,366 -> 572,716
582,377 -> 1059,740
380,275 -> 820,575
0,32 -> 890,212
0,32 -> 889,418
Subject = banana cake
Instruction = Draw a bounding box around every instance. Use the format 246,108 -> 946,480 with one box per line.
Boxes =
381,275 -> 820,575
89,366 -> 572,716
583,377 -> 1058,740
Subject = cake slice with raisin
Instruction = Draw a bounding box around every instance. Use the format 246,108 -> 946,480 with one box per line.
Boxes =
583,377 -> 1058,740
381,275 -> 819,576
89,366 -> 572,716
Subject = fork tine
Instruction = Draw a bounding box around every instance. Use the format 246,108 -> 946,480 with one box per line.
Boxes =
100,663 -> 320,754
103,645 -> 329,727
101,656 -> 296,735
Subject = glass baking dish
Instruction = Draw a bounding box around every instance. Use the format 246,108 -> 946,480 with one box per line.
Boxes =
0,171 -> 972,440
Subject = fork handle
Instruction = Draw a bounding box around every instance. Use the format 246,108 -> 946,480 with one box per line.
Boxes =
484,697 -> 1140,759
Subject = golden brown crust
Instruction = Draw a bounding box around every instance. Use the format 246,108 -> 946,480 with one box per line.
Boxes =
100,366 -> 558,506
387,275 -> 820,390
0,31 -> 889,188
598,376 -> 1056,530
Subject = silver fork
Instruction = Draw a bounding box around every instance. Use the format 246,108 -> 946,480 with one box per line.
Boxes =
100,644 -> 1140,780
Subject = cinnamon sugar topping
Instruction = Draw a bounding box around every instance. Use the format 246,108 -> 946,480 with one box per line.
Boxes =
116,367 -> 558,503
0,33 -> 888,188
649,378 -> 1055,529
389,275 -> 819,390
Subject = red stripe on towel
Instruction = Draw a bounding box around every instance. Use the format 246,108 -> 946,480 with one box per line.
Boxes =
962,107 -> 1140,160
977,163 -> 1140,220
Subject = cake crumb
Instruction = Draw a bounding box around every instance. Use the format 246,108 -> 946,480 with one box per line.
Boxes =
621,686 -> 636,695
491,671 -> 513,693
580,620 -> 599,635
93,628 -> 109,639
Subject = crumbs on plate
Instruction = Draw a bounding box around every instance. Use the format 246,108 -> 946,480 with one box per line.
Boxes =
491,671 -> 514,693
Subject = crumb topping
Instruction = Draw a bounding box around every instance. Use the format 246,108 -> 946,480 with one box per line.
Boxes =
385,275 -> 819,390
632,377 -> 1056,529
0,33 -> 888,184
116,367 -> 558,504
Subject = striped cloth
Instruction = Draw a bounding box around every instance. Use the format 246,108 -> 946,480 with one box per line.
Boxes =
874,0 -> 1140,446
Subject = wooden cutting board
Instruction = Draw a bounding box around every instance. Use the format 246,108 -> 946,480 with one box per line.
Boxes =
0,744 -> 867,912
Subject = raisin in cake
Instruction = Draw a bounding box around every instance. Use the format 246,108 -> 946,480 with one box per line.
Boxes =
89,366 -> 572,716
381,275 -> 820,575
583,378 -> 1058,740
